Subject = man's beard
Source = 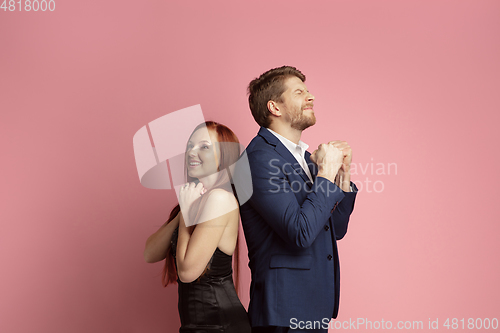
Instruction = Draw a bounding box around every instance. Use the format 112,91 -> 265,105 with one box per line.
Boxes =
285,107 -> 316,131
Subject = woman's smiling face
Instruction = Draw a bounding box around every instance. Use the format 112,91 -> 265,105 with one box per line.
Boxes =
185,127 -> 220,180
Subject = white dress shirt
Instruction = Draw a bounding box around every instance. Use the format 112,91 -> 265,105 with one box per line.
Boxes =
266,128 -> 314,183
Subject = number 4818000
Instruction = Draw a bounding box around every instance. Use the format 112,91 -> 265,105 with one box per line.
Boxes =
1,0 -> 55,11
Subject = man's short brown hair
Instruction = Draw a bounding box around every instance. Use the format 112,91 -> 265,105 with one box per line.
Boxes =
247,66 -> 306,128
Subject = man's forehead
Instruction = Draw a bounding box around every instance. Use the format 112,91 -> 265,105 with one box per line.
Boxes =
284,76 -> 307,90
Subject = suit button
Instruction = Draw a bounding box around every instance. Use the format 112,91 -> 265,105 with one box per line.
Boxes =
324,225 -> 330,231
327,254 -> 333,260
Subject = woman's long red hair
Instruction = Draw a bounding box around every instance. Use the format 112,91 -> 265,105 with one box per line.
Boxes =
161,121 -> 242,294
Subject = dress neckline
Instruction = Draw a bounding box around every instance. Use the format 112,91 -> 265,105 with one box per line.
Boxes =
215,247 -> 232,257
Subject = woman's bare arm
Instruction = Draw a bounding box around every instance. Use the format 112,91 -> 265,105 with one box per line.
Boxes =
143,213 -> 180,263
176,189 -> 238,282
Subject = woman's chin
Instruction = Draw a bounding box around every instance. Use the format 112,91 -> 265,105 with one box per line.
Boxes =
187,171 -> 211,181
189,169 -> 217,179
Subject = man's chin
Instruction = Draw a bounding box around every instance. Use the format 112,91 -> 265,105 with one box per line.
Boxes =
292,116 -> 316,131
309,115 -> 317,126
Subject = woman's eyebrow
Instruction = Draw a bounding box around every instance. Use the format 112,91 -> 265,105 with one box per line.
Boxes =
188,140 -> 211,144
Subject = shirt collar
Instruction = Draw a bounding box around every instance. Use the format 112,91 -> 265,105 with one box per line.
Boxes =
266,128 -> 309,154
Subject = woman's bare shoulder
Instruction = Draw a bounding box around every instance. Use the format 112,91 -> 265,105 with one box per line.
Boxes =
197,189 -> 238,224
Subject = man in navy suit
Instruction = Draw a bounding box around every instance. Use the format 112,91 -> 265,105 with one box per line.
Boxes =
239,66 -> 357,333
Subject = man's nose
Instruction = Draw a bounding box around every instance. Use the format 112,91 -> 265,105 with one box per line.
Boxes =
307,92 -> 315,101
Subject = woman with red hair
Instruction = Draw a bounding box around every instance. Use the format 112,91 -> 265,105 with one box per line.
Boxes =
144,121 -> 251,333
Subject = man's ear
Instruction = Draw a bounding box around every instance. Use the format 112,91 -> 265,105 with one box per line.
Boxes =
267,100 -> 281,117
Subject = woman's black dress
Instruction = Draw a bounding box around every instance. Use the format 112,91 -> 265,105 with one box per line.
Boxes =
171,228 -> 251,333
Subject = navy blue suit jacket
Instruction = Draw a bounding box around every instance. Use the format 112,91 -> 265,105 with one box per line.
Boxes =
239,127 -> 357,327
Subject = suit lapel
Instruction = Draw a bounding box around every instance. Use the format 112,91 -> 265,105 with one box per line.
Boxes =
258,127 -> 312,185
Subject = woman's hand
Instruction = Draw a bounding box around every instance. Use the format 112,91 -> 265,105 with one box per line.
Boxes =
179,182 -> 206,225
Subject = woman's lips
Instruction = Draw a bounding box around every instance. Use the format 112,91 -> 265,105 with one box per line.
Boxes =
189,161 -> 202,167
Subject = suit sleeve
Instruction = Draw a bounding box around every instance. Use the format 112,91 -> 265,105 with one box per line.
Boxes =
331,182 -> 357,240
247,149 -> 345,248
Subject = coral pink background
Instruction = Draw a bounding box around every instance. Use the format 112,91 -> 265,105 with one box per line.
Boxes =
1,1 -> 499,332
